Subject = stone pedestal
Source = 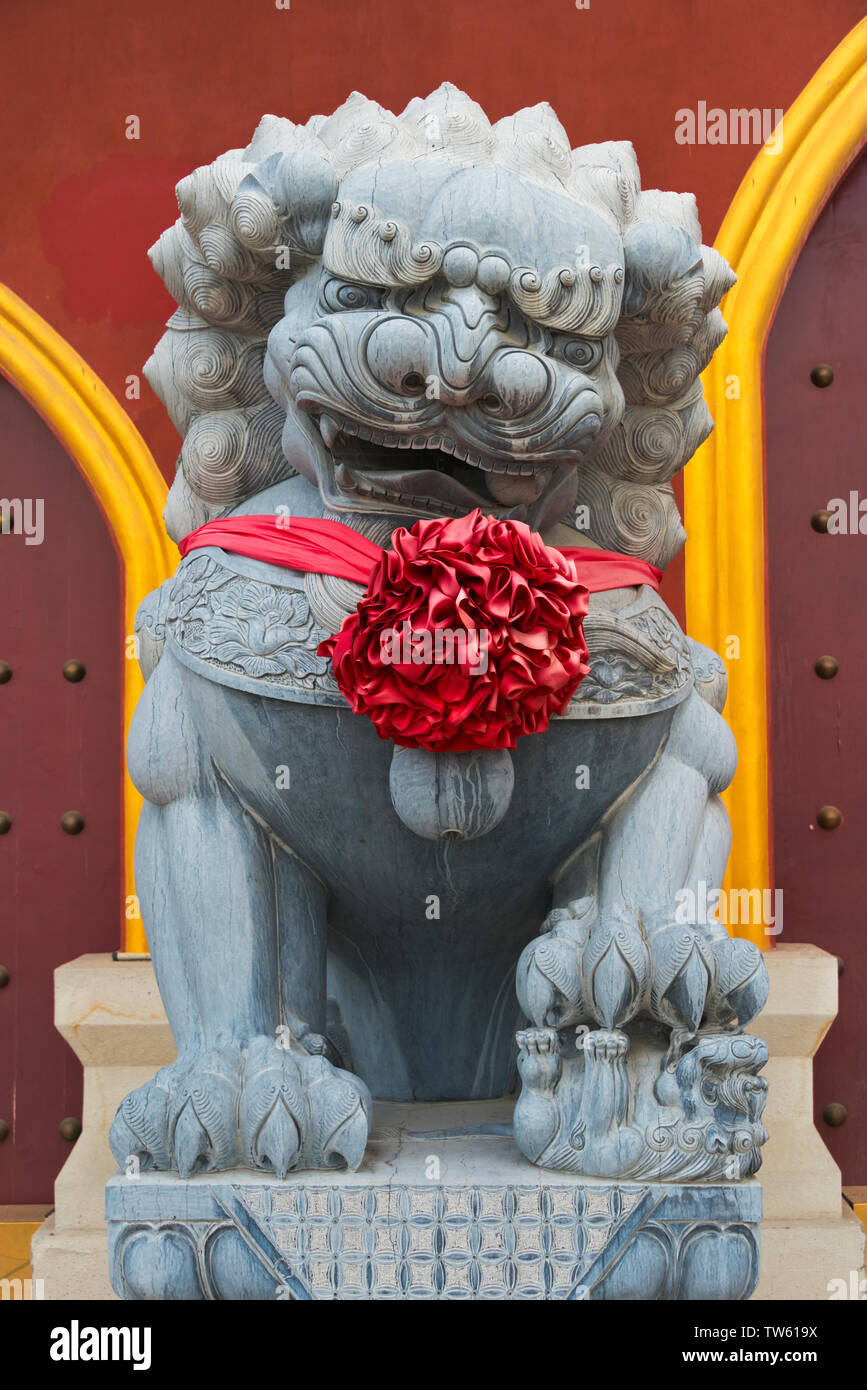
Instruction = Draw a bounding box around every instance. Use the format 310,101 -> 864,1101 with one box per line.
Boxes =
32,944 -> 864,1300
30,955 -> 176,1301
106,1100 -> 761,1301
748,944 -> 865,1299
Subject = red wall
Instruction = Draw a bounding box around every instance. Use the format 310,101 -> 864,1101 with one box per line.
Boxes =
765,151 -> 867,1181
0,378 -> 123,1200
0,0 -> 862,617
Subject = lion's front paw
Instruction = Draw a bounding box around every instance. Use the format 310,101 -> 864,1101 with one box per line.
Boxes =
110,1049 -> 242,1176
240,1034 -> 370,1176
110,1036 -> 371,1178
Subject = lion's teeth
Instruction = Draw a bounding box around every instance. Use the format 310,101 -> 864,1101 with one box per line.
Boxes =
334,463 -> 358,492
318,413 -> 340,448
327,415 -> 546,519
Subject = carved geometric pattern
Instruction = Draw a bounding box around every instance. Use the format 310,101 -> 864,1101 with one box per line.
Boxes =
247,1182 -> 640,1300
107,1176 -> 761,1301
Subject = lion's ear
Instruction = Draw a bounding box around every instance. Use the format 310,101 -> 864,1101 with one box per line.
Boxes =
567,140 -> 641,229
232,149 -> 338,259
572,185 -> 736,570
145,120 -> 340,526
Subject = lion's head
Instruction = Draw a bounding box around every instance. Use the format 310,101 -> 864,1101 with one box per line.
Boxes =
146,85 -> 734,565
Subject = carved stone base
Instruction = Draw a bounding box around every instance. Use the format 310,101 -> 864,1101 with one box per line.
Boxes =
106,1101 -> 761,1300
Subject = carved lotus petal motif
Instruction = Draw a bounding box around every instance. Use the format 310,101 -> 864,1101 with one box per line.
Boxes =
110,1079 -> 173,1171
709,937 -> 769,1028
239,1039 -> 308,1172
535,939 -> 582,1006
163,1051 -> 242,1175
172,1101 -> 213,1178
516,934 -> 585,1029
303,1055 -> 370,1170
650,927 -> 713,1031
252,1099 -> 302,1179
584,926 -> 649,1030
663,947 -> 710,1033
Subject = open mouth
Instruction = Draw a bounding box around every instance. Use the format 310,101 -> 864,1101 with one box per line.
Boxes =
312,410 -> 569,519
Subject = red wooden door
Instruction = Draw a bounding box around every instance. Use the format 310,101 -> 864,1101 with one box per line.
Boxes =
0,376 -> 122,1202
765,149 -> 867,1184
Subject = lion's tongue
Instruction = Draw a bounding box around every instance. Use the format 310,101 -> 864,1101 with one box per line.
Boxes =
485,472 -> 548,506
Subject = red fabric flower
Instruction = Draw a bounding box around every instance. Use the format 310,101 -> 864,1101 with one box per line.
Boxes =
317,509 -> 591,752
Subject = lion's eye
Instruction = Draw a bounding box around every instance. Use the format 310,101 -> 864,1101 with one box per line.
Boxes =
323,279 -> 376,312
561,338 -> 604,371
337,285 -> 369,309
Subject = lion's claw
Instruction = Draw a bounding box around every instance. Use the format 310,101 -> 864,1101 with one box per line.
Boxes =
110,1034 -> 370,1176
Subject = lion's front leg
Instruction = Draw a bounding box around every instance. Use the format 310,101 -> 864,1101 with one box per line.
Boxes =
593,682 -> 768,1040
109,647 -> 370,1177
515,672 -> 770,1179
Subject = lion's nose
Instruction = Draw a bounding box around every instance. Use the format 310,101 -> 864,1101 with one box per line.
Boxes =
478,350 -> 551,419
365,318 -> 432,395
365,315 -> 552,418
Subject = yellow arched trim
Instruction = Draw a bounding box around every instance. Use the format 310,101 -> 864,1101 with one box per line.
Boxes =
685,18 -> 867,947
0,284 -> 175,952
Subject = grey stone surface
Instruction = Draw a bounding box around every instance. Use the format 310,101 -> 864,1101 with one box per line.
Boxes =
108,87 -> 769,1298
107,1101 -> 761,1300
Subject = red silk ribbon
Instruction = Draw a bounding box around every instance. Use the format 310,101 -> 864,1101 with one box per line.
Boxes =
178,514 -> 662,593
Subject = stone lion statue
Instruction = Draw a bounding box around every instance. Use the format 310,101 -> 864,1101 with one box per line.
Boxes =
110,85 -> 769,1182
